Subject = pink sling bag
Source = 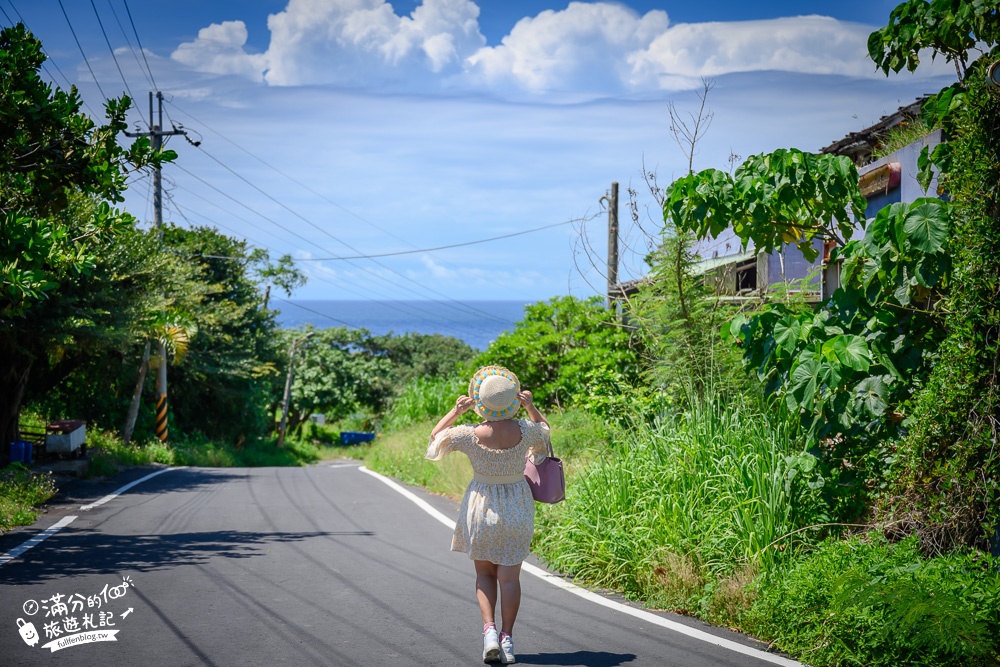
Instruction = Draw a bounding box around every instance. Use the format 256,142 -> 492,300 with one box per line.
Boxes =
524,438 -> 565,504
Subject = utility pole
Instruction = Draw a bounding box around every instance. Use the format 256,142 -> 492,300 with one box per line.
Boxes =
606,181 -> 619,310
125,91 -> 188,443
277,332 -> 315,448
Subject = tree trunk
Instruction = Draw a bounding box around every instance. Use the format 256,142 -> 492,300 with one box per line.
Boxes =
121,340 -> 151,445
0,336 -> 33,464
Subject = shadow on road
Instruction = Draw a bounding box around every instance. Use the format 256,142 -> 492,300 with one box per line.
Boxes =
1,528 -> 373,582
517,651 -> 638,666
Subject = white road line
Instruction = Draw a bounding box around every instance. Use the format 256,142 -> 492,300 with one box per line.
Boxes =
0,515 -> 77,567
326,462 -> 362,469
80,467 -> 180,511
357,465 -> 802,667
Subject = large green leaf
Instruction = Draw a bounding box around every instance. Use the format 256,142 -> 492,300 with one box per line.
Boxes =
829,334 -> 872,372
902,198 -> 948,254
773,316 -> 802,353
854,376 -> 888,417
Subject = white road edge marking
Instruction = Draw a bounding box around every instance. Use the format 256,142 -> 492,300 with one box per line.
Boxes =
357,465 -> 802,667
80,467 -> 181,511
326,462 -> 362,469
0,515 -> 77,567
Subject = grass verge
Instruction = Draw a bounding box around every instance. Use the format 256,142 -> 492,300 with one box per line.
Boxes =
0,463 -> 58,532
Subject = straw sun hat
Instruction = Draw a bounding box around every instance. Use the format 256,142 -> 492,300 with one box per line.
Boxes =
468,366 -> 521,422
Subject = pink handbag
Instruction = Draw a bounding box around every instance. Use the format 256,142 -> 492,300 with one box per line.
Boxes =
524,439 -> 565,504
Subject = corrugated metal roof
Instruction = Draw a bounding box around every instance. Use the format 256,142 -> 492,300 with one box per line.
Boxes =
691,250 -> 756,276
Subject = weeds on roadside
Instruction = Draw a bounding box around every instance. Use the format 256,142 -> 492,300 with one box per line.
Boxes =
0,463 -> 57,532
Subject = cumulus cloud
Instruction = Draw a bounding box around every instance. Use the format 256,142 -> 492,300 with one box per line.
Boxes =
170,1 -> 946,95
171,0 -> 485,87
171,20 -> 267,82
466,3 -> 668,93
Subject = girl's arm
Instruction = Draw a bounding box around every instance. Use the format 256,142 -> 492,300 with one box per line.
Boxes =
517,390 -> 547,426
431,395 -> 475,439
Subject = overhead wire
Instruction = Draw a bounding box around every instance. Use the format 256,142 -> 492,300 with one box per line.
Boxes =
57,0 -> 108,103
165,99 -> 524,324
168,167 -> 494,333
190,143 -> 517,325
89,0 -> 145,125
2,0 -> 98,117
166,99 -> 416,249
105,0 -> 154,90
120,0 -> 156,91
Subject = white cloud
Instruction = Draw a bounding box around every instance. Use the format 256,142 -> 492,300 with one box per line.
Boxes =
628,15 -> 879,87
466,3 -> 668,93
170,2 -> 953,96
171,0 -> 485,88
171,20 -> 267,82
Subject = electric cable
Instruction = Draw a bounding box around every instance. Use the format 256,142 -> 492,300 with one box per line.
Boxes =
57,0 -> 108,102
121,0 -> 156,91
105,0 -> 154,90
89,0 -> 144,125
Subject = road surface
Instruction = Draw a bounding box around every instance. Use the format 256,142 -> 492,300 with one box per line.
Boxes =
1,463 -> 799,666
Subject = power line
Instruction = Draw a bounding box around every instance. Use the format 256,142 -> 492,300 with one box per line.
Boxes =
165,100 -> 520,324
57,0 -> 107,102
89,0 -> 144,125
273,217 -> 589,261
169,169 -> 490,332
2,0 -> 98,117
105,0 -> 153,90
271,297 -> 358,329
189,144 -> 514,324
165,99 -> 415,249
121,0 -> 156,91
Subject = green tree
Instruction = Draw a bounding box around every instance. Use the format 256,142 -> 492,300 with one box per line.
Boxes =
281,326 -> 394,433
0,24 -> 167,450
159,224 -> 289,441
869,0 -> 1000,552
475,296 -> 643,412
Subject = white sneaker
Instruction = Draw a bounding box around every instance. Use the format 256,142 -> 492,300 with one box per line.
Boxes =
499,634 -> 516,664
483,626 -> 500,663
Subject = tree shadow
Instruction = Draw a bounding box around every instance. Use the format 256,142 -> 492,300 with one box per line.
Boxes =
516,651 -> 638,666
1,528 -> 373,582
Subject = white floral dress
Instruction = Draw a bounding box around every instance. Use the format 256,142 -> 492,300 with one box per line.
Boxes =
426,419 -> 550,566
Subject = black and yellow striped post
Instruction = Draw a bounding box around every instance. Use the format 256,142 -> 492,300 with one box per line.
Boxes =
154,392 -> 168,442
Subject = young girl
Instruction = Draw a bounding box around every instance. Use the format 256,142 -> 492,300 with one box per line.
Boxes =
426,366 -> 550,664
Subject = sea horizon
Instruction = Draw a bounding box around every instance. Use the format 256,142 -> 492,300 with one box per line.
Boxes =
273,299 -> 532,351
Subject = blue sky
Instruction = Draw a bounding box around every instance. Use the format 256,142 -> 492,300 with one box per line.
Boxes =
3,0 -> 954,306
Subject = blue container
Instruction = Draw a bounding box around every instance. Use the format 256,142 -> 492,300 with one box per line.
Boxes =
339,431 -> 376,445
22,441 -> 32,464
8,441 -> 24,465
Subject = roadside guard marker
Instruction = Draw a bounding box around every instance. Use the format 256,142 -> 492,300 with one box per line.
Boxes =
357,465 -> 802,667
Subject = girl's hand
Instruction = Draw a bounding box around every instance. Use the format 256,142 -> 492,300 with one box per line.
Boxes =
454,396 -> 475,414
516,390 -> 534,406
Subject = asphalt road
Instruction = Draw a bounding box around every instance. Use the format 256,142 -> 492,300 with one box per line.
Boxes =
1,463 -> 798,666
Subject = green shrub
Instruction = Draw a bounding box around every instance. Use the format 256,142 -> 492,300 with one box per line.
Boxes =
744,534 -> 1000,666
0,463 -> 58,532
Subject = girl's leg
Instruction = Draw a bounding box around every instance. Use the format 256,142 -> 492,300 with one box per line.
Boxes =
474,560 -> 499,625
496,563 -> 522,635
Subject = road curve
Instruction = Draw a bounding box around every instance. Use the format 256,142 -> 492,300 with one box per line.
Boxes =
1,463 -> 797,666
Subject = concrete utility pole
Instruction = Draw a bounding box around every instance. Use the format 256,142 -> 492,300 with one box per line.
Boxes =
125,92 -> 188,443
606,181 -> 619,310
277,332 -> 315,448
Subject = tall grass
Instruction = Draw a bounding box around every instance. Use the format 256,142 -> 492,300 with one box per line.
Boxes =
380,376 -> 466,432
534,395 -> 820,618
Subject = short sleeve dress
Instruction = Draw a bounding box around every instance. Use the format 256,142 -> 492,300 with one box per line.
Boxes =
426,419 -> 551,566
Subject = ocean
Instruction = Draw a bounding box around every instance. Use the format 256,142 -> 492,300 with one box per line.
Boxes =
273,300 -> 531,351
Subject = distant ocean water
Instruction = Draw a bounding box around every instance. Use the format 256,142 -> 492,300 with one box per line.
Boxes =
273,300 -> 531,351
